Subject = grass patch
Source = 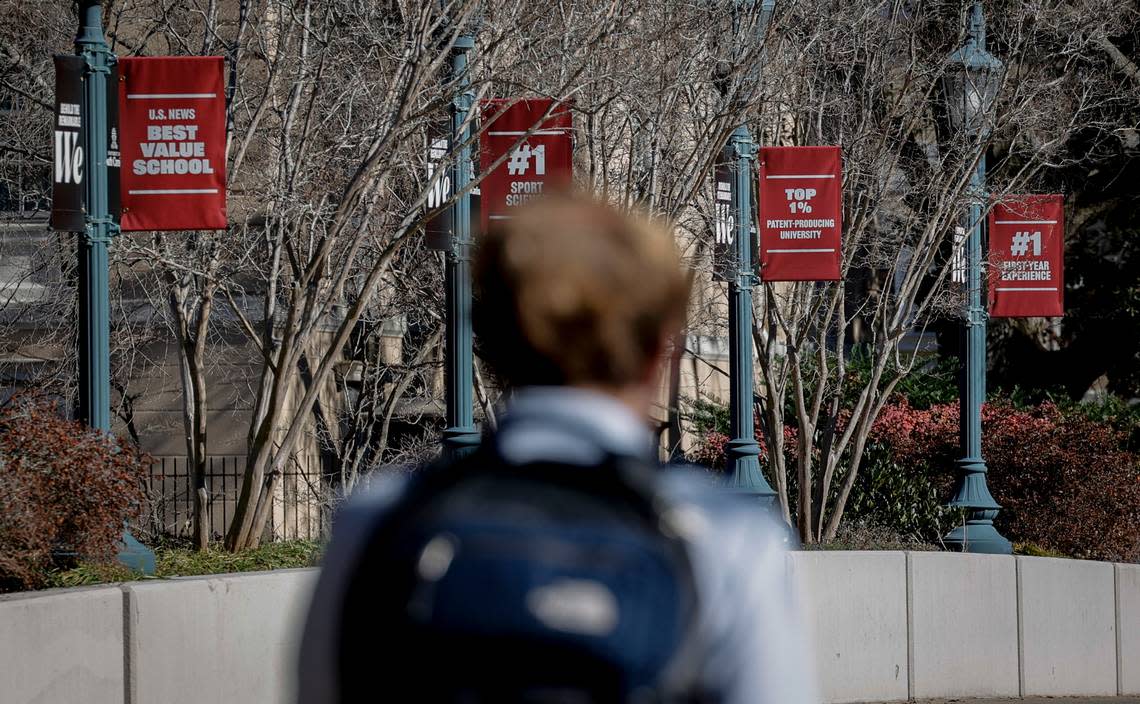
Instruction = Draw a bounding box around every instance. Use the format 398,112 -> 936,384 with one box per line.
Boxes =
802,520 -> 939,552
1013,542 -> 1069,559
156,539 -> 321,577
46,561 -> 140,589
45,539 -> 322,589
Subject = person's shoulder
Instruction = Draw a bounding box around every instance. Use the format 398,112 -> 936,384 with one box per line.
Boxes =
339,470 -> 410,516
655,467 -> 817,704
655,464 -> 797,553
321,470 -> 413,562
297,469 -> 415,703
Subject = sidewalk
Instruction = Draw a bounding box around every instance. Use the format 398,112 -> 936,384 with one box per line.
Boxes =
876,699 -> 1140,704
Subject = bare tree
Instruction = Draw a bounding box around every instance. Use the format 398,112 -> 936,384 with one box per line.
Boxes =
745,0 -> 1133,542
5,0 -> 1134,552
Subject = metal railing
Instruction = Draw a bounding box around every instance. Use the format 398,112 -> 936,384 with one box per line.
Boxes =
147,455 -> 329,542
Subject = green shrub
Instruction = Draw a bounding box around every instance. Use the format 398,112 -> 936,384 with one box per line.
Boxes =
683,396 -> 730,436
46,561 -> 139,589
884,356 -> 959,410
842,442 -> 959,543
1014,542 -> 1068,559
841,350 -> 959,411
804,519 -> 939,552
155,539 -> 321,576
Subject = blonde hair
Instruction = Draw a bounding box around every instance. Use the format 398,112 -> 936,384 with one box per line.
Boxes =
474,193 -> 691,389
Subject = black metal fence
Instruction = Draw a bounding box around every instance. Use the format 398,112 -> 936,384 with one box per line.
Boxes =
147,455 -> 329,542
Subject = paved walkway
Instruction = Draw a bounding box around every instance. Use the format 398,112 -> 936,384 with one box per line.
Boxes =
879,699 -> 1140,704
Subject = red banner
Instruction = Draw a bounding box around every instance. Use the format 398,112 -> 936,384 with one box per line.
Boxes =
988,195 -> 1064,318
758,146 -> 842,281
118,56 -> 227,231
478,99 -> 572,232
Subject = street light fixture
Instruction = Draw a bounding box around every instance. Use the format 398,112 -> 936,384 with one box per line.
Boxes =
940,1 -> 1011,554
941,3 -> 1004,138
724,0 -> 777,502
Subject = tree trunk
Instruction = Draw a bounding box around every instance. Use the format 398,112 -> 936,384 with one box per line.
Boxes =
664,329 -> 686,460
169,270 -> 216,552
189,356 -> 210,551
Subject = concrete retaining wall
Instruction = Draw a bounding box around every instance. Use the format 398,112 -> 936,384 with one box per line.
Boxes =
0,569 -> 316,704
1116,563 -> 1140,697
2,555 -> 1137,704
0,585 -> 125,704
1017,557 -> 1117,696
786,553 -> 1137,703
792,551 -> 909,703
128,570 -> 315,704
905,552 -> 1019,699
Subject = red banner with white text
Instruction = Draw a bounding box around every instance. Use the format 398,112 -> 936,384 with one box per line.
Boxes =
118,56 -> 227,231
988,195 -> 1064,318
758,146 -> 842,281
478,99 -> 572,232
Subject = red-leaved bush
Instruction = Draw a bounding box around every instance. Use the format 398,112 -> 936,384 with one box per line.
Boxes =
870,400 -> 1140,562
0,398 -> 148,592
690,398 -> 1140,561
691,425 -> 799,472
689,430 -> 729,471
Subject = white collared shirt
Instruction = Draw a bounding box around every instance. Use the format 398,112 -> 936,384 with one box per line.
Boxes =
494,386 -> 654,465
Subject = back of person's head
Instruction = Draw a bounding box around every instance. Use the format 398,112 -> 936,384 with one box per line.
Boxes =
474,193 -> 691,391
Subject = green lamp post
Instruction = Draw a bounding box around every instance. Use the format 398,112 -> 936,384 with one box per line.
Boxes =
725,0 -> 776,502
441,32 -> 481,459
940,1 -> 1011,554
75,0 -> 155,573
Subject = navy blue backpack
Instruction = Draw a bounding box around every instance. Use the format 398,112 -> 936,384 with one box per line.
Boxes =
335,442 -> 707,703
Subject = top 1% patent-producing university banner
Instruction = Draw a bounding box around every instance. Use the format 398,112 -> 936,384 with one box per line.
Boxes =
758,146 -> 843,281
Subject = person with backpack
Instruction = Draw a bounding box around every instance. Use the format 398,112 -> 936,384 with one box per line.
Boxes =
297,194 -> 818,703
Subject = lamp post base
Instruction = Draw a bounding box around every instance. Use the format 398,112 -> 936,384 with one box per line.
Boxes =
725,438 -> 776,504
442,425 -> 481,460
943,509 -> 1012,554
117,529 -> 156,575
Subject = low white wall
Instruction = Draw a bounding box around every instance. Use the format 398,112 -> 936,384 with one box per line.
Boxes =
2,554 -> 1137,704
1018,556 -> 1117,696
787,553 -> 1137,703
905,552 -> 1019,699
127,569 -> 316,704
0,569 -> 316,704
0,585 -> 125,704
791,551 -> 909,703
1116,563 -> 1140,696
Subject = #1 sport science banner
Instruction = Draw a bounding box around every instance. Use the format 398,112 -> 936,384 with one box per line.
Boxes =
118,56 -> 227,231
988,195 -> 1064,318
478,99 -> 572,232
758,146 -> 842,281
